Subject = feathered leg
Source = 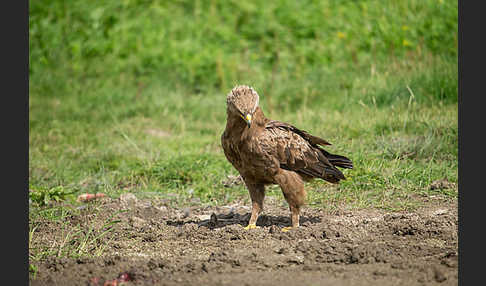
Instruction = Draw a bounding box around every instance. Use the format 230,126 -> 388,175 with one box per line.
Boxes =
275,169 -> 306,231
243,181 -> 265,230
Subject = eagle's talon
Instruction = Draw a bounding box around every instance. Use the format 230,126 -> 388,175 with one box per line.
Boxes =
281,226 -> 293,232
244,223 -> 259,230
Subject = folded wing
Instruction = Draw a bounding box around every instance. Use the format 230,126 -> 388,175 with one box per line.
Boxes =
263,120 -> 353,183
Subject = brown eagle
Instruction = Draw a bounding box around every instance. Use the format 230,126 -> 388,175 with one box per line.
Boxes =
221,85 -> 353,231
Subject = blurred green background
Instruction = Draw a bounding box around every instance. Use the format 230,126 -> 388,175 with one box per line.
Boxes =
29,0 -> 457,210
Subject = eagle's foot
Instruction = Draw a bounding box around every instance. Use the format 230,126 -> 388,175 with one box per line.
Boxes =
244,223 -> 259,230
281,226 -> 293,232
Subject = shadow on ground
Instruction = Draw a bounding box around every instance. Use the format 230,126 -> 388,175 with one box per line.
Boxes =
166,212 -> 321,229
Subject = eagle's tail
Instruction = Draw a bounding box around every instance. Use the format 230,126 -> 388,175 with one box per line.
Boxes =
327,153 -> 353,169
315,148 -> 353,184
320,148 -> 353,169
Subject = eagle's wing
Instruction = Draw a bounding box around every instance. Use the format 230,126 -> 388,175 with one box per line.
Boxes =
262,120 -> 352,183
265,120 -> 333,147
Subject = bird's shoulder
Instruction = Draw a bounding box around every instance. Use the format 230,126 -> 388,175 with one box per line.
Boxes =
264,120 -> 332,147
259,121 -> 315,158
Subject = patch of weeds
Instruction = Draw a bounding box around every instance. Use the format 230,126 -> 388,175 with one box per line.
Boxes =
29,185 -> 75,207
60,209 -> 124,258
29,264 -> 38,279
30,207 -> 125,261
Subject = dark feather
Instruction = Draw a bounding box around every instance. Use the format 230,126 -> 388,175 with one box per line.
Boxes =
319,148 -> 353,169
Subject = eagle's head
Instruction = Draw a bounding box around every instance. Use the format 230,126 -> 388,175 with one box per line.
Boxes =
226,85 -> 260,128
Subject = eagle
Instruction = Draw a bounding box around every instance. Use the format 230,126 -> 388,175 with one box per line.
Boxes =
221,85 -> 353,231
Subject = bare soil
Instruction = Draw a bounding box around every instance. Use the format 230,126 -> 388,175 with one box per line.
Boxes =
29,195 -> 457,286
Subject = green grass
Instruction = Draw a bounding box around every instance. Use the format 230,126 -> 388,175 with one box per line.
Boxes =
29,0 -> 457,213
29,205 -> 124,262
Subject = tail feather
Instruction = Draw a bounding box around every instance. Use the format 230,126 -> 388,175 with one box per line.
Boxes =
316,148 -> 353,184
283,147 -> 352,184
320,149 -> 353,169
323,165 -> 345,183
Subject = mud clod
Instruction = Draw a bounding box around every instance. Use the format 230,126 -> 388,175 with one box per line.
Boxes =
434,267 -> 447,283
119,193 -> 138,207
429,178 -> 456,190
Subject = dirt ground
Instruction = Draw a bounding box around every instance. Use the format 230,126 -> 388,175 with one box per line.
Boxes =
29,194 -> 457,286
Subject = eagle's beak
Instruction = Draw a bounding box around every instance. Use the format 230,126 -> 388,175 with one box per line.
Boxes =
245,114 -> 252,128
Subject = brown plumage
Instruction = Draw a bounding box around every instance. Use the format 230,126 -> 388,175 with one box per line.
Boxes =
221,85 -> 353,230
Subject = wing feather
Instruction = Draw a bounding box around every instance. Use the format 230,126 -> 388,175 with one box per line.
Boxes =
263,120 -> 351,183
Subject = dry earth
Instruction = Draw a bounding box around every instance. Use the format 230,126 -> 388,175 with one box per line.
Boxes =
29,195 -> 457,286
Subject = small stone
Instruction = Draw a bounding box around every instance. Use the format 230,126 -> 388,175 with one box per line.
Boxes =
77,193 -> 106,202
130,216 -> 146,228
288,255 -> 304,264
432,209 -> 448,216
434,267 -> 447,283
119,193 -> 138,207
269,225 -> 279,234
276,247 -> 287,254
182,207 -> 191,218
139,200 -> 152,208
196,215 -> 211,221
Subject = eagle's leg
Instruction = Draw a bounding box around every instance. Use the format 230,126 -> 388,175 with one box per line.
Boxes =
244,182 -> 265,230
275,169 -> 306,232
